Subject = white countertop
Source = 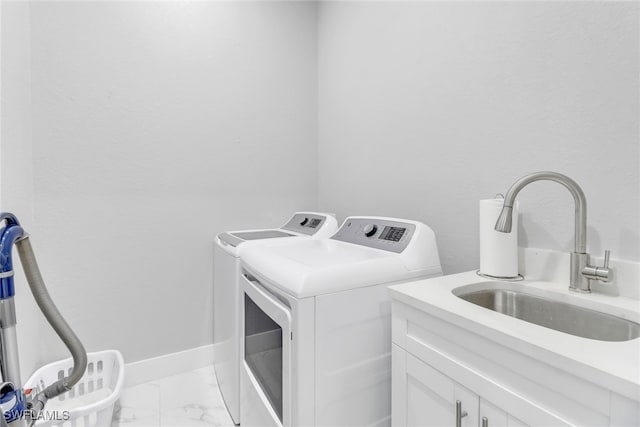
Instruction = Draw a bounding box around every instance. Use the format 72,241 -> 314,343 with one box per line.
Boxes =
389,270 -> 640,402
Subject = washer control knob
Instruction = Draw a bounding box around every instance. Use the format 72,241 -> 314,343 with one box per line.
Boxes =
300,217 -> 309,226
363,224 -> 378,237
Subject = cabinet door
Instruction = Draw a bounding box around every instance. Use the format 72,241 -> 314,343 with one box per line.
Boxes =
480,399 -> 528,427
393,346 -> 478,427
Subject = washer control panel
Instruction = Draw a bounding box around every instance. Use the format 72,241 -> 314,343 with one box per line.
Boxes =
331,218 -> 416,253
282,213 -> 328,235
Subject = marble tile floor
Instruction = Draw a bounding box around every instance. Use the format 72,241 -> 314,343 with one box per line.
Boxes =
111,365 -> 235,427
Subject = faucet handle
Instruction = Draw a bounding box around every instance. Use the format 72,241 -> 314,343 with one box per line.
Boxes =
582,249 -> 613,283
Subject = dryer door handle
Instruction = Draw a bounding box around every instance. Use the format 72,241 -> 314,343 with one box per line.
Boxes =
241,273 -> 292,327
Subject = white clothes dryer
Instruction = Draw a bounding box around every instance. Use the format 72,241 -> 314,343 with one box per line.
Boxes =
214,212 -> 337,424
238,216 -> 442,427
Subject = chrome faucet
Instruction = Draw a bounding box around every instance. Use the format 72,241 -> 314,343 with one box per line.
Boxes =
494,171 -> 611,293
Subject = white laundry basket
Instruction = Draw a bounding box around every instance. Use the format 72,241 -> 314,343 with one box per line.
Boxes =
24,350 -> 125,427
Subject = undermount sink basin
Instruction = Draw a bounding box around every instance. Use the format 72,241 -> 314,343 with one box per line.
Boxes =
454,285 -> 640,342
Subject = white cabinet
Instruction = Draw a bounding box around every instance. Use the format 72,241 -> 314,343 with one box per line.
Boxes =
389,273 -> 640,427
393,344 -> 571,427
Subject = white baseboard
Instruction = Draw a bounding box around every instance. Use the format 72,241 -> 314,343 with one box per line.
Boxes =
124,343 -> 218,387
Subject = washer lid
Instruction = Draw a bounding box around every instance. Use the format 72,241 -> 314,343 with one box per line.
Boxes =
225,230 -> 294,245
218,212 -> 338,248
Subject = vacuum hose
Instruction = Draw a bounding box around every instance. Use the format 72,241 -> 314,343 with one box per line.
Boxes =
15,237 -> 87,399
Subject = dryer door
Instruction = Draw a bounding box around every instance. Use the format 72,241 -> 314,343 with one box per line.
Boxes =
240,273 -> 292,427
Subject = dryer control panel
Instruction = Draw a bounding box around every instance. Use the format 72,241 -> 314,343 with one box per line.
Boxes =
331,218 -> 416,253
282,213 -> 329,235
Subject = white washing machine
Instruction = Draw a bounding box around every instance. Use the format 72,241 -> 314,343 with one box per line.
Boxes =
238,216 -> 442,427
214,212 -> 338,424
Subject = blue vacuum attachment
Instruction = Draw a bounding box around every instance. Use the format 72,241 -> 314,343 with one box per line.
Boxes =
0,213 -> 25,301
0,213 -> 26,424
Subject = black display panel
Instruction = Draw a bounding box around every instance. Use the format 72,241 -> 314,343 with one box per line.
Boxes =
378,226 -> 406,242
308,218 -> 322,228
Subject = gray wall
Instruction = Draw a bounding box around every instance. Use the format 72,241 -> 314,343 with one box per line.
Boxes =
1,1 -> 639,370
0,1 -> 47,380
25,1 -> 318,364
317,1 -> 639,274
